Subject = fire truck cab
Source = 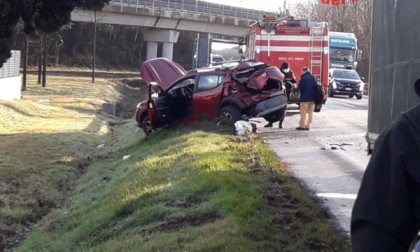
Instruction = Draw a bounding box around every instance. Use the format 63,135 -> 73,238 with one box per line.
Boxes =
243,14 -> 329,102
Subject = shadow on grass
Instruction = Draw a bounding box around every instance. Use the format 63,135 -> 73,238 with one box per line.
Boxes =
0,78 -> 147,251
0,103 -> 36,118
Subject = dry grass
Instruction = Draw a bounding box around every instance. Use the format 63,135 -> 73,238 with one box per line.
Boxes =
0,74 -> 145,250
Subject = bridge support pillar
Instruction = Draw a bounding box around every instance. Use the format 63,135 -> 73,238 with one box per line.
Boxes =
162,43 -> 174,61
146,41 -> 158,60
144,29 -> 179,60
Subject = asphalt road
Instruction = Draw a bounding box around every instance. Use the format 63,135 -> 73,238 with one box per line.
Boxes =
254,95 -> 371,236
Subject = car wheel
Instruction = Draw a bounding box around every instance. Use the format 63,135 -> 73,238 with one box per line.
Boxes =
328,86 -> 334,97
349,95 -> 354,98
142,116 -> 155,136
356,94 -> 363,100
217,106 -> 241,126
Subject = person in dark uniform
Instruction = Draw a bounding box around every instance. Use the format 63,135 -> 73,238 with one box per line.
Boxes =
264,62 -> 296,128
351,83 -> 420,251
280,62 -> 297,100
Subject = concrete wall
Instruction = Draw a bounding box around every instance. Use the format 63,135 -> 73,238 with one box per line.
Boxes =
0,76 -> 22,101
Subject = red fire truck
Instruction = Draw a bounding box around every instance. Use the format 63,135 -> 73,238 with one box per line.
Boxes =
243,14 -> 330,101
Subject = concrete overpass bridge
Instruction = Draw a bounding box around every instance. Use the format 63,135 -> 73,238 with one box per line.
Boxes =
71,0 -> 271,62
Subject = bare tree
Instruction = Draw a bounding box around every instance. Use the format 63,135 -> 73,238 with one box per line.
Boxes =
293,0 -> 373,78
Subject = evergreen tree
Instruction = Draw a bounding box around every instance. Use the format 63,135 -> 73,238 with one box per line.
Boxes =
0,0 -> 109,66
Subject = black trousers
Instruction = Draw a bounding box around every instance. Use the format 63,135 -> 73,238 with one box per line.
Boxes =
265,106 -> 287,125
285,82 -> 293,100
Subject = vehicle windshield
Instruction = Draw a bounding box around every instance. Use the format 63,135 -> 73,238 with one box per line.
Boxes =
330,48 -> 355,62
333,70 -> 360,80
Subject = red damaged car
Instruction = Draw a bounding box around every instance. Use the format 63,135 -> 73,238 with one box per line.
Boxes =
135,58 -> 287,135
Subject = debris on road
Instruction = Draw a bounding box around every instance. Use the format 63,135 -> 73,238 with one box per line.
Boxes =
234,120 -> 257,136
328,142 -> 354,150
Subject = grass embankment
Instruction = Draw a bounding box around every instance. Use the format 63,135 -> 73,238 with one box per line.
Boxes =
18,125 -> 350,251
0,73 -> 350,251
0,74 -> 143,250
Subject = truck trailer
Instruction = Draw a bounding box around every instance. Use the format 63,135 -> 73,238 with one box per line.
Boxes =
366,0 -> 420,154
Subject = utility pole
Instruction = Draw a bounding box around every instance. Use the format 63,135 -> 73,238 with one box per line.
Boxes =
92,10 -> 97,83
22,35 -> 28,91
42,34 -> 47,87
195,33 -> 199,69
38,36 -> 42,84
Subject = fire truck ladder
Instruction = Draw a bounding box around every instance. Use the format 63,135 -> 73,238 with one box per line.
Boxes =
310,26 -> 324,83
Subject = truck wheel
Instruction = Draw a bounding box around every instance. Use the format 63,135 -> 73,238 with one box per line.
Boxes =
142,116 -> 155,136
349,95 -> 354,98
356,94 -> 363,100
217,106 -> 241,126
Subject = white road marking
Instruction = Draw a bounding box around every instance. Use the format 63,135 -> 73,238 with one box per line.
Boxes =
317,193 -> 357,200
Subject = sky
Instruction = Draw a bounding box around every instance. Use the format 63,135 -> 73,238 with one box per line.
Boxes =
203,0 -> 311,12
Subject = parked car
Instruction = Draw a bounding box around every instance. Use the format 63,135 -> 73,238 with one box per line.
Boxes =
135,58 -> 287,135
328,69 -> 365,99
211,55 -> 225,66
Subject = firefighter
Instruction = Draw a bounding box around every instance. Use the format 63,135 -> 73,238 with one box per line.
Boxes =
280,62 -> 297,100
264,62 -> 296,128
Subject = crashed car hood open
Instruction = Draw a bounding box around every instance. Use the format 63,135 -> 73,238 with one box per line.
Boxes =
140,58 -> 187,91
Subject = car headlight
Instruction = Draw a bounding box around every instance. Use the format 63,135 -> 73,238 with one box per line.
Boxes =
332,81 -> 338,89
359,83 -> 364,91
136,103 -> 141,109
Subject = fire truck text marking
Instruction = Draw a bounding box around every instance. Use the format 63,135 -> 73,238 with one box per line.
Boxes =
321,0 -> 356,5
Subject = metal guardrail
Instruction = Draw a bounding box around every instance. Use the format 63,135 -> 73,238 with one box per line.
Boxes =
109,0 -> 268,22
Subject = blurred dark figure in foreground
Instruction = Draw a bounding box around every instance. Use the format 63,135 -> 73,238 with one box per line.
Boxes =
351,81 -> 420,251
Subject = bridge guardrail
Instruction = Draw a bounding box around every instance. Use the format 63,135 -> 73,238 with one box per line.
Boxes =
109,0 -> 268,22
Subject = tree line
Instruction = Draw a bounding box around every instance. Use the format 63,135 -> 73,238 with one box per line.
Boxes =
0,0 -> 112,67
293,0 -> 373,79
13,23 -> 196,70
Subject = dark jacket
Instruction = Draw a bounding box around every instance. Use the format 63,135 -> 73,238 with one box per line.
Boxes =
298,71 -> 315,102
281,70 -> 297,84
351,104 -> 420,251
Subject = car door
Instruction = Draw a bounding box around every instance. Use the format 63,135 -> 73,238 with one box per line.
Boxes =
166,77 -> 195,122
148,76 -> 197,127
146,83 -> 168,128
192,74 -> 226,120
